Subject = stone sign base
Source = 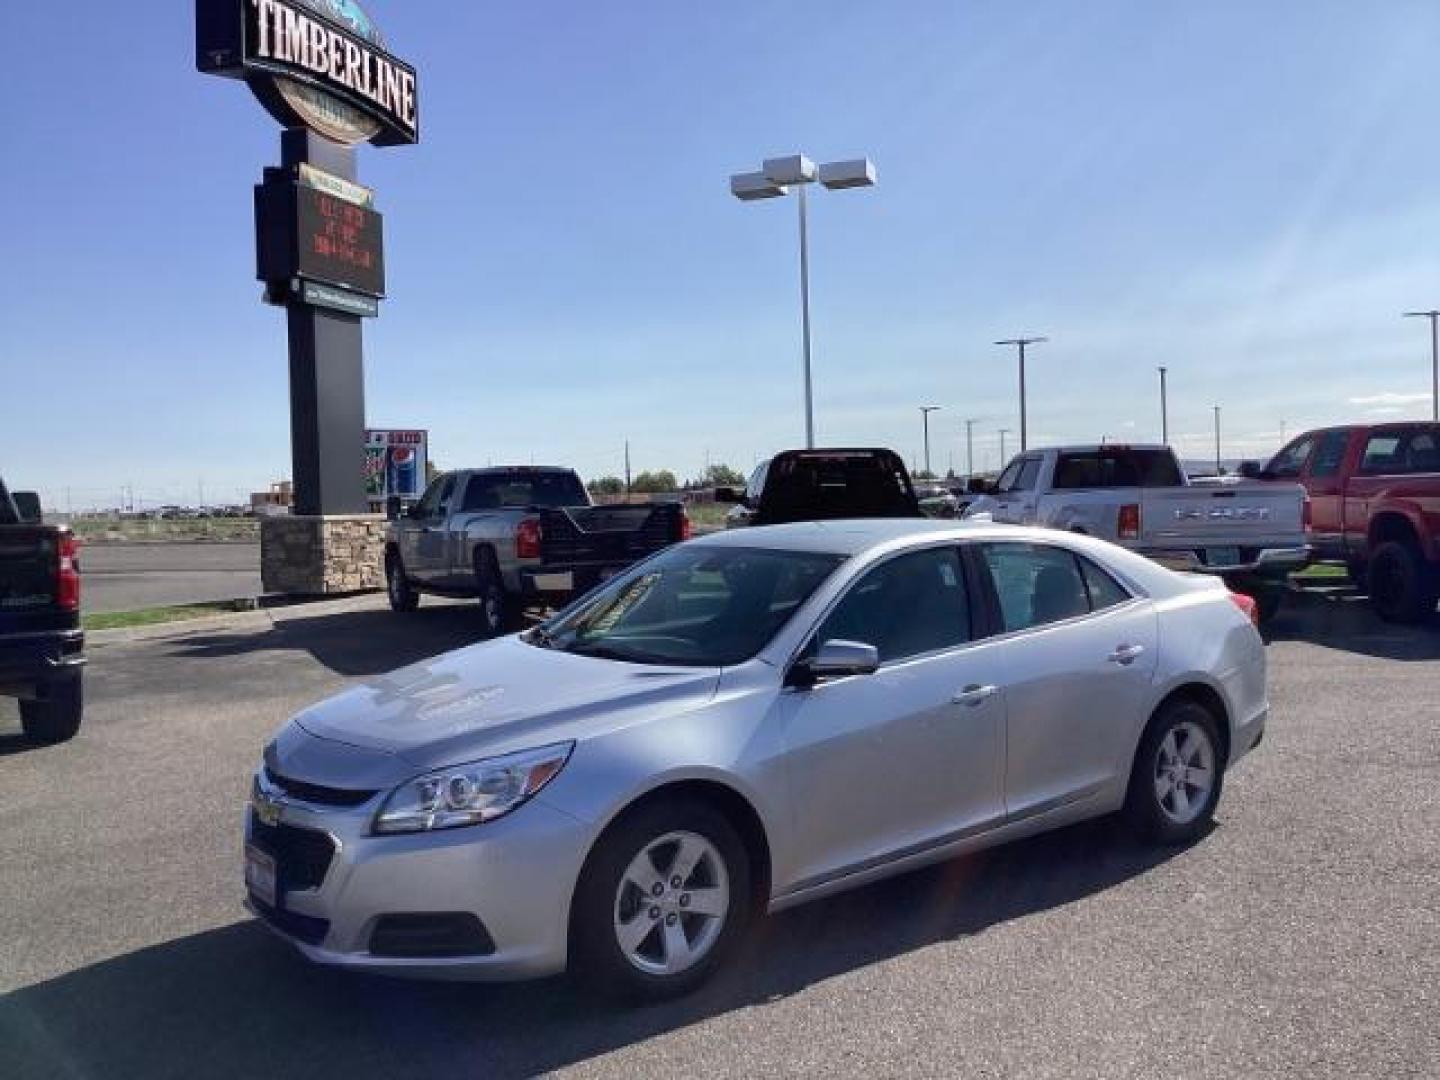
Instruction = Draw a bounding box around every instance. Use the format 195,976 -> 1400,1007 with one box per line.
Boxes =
261,514 -> 387,595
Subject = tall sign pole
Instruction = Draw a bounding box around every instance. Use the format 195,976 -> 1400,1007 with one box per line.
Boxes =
197,0 -> 420,590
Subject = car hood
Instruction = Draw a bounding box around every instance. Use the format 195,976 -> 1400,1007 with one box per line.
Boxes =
290,635 -> 722,772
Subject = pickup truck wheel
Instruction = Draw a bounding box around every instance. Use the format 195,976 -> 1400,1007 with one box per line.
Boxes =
1367,541 -> 1438,624
385,551 -> 419,612
20,678 -> 83,745
1252,587 -> 1283,626
473,551 -> 517,638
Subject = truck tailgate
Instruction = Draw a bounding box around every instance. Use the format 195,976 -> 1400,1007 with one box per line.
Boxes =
1140,483 -> 1307,548
539,505 -> 682,567
0,526 -> 67,635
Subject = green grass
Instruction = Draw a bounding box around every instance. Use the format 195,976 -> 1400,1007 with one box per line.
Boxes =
1292,563 -> 1349,582
84,601 -> 251,631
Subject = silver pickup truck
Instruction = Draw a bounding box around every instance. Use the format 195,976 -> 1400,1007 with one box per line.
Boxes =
964,444 -> 1309,621
384,467 -> 690,636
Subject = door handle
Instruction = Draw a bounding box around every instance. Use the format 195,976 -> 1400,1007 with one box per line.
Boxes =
1107,644 -> 1145,665
952,684 -> 999,707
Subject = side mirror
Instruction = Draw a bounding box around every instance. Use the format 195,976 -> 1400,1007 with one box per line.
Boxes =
966,478 -> 991,495
713,486 -> 741,504
13,491 -> 42,523
385,495 -> 402,521
787,639 -> 880,687
1237,460 -> 1265,480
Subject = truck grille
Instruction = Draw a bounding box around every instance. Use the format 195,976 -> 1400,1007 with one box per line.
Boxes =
248,813 -> 336,892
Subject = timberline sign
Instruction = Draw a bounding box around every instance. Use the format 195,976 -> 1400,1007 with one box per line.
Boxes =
196,0 -> 419,147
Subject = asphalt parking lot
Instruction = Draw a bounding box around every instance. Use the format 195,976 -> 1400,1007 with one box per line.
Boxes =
82,542 -> 263,614
2,589 -> 1438,1079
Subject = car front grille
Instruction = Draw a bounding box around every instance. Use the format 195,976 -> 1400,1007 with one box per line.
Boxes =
263,765 -> 378,808
249,812 -> 336,892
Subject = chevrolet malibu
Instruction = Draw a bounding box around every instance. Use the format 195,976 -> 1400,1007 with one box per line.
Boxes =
245,520 -> 1266,998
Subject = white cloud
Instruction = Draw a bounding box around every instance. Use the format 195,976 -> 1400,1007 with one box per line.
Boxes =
1348,391 -> 1431,406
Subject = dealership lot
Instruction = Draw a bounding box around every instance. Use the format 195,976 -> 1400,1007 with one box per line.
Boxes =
1,591 -> 1437,1079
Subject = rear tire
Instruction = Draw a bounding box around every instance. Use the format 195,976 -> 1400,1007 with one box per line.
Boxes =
1367,540 -> 1437,624
1123,699 -> 1224,845
570,798 -> 751,1002
20,678 -> 83,745
385,551 -> 419,612
1253,587 -> 1283,626
473,550 -> 517,638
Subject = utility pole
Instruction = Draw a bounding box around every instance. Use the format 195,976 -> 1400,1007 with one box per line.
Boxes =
964,418 -> 978,480
1402,310 -> 1440,421
995,336 -> 1047,451
1213,406 -> 1222,474
919,405 -> 941,476
624,440 -> 632,498
998,428 -> 1011,466
1157,366 -> 1169,444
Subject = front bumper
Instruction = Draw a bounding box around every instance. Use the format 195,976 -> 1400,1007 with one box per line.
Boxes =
243,773 -> 593,981
1142,545 -> 1312,578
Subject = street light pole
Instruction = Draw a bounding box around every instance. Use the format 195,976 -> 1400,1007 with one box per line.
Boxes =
1157,366 -> 1169,444
995,336 -> 1047,451
731,155 -> 877,448
1213,406 -> 1222,475
998,427 -> 1011,466
919,406 -> 940,476
964,418 -> 978,480
1403,310 -> 1440,421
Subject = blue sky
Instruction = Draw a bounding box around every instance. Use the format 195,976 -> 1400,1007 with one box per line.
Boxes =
5,1 -> 1440,508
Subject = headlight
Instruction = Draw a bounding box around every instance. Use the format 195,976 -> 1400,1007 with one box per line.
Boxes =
373,742 -> 574,835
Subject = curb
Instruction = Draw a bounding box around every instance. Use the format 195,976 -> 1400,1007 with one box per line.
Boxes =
87,592 -> 390,646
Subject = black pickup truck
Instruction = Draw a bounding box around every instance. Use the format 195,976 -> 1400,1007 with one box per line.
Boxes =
0,478 -> 84,743
717,448 -> 923,527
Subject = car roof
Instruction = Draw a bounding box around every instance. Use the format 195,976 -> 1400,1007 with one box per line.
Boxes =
691,518 -> 1040,556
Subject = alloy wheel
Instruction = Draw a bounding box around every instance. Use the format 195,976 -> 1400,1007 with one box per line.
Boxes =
1152,720 -> 1216,825
612,830 -> 730,976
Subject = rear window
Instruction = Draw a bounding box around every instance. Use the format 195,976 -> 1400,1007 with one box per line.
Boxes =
760,452 -> 915,520
1053,449 -> 1182,488
463,471 -> 588,510
1359,427 -> 1440,475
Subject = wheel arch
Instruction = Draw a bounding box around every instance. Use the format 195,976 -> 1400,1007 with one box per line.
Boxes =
1148,680 -> 1233,770
1368,509 -> 1422,552
573,777 -> 774,919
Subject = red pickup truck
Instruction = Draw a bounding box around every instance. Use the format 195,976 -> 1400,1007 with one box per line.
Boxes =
1253,422 -> 1440,623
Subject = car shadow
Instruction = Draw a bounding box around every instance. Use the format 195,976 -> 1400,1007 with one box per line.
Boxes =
163,602 -> 497,679
1,818 -> 1206,1080
1266,585 -> 1440,661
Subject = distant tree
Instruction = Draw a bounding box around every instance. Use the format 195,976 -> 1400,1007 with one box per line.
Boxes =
587,476 -> 625,497
912,469 -> 938,480
699,463 -> 745,489
630,470 -> 679,494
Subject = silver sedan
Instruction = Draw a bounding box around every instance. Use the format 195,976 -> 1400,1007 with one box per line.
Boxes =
244,520 -> 1266,998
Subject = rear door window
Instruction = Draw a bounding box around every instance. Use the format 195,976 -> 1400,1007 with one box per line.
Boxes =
1359,435 -> 1402,474
979,543 -> 1104,631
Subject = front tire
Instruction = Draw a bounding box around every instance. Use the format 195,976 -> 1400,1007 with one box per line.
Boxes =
570,798 -> 751,1001
1123,700 -> 1224,844
1367,540 -> 1437,624
20,678 -> 83,745
385,551 -> 419,612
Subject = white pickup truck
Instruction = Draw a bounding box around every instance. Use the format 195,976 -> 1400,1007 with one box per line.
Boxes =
963,444 -> 1310,622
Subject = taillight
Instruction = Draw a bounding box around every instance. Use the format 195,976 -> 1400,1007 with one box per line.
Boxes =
515,518 -> 542,560
1117,503 -> 1141,541
57,533 -> 81,612
1228,591 -> 1259,627
679,510 -> 692,542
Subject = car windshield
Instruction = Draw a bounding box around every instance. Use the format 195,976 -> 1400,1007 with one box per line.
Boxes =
531,545 -> 845,666
462,471 -> 587,510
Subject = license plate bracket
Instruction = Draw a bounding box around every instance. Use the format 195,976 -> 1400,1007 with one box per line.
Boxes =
1206,546 -> 1242,568
245,843 -> 278,909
